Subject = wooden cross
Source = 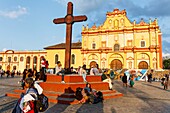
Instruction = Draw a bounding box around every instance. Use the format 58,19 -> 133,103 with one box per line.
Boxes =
53,2 -> 87,69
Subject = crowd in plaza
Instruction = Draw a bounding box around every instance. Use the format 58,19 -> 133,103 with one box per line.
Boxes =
2,57 -> 169,113
0,68 -> 21,78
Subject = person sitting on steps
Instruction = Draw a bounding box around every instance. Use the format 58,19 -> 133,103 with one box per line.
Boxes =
101,70 -> 113,90
55,61 -> 65,83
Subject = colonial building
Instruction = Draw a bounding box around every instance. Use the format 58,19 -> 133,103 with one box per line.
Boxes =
0,9 -> 162,71
45,8 -> 162,70
0,50 -> 46,72
81,9 -> 162,70
44,42 -> 82,69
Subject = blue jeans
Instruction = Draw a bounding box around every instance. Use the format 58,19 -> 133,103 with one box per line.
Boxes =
82,73 -> 87,82
57,70 -> 65,81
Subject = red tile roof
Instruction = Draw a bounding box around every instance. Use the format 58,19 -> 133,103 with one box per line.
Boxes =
44,42 -> 82,49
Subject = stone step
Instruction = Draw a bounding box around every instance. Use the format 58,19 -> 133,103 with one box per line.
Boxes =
46,74 -> 102,83
40,82 -> 109,92
6,74 -> 123,104
6,89 -> 123,104
13,89 -> 75,98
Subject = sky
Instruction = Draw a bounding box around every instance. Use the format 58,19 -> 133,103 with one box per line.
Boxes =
0,0 -> 170,56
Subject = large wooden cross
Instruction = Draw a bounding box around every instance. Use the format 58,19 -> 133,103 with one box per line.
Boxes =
53,2 -> 87,69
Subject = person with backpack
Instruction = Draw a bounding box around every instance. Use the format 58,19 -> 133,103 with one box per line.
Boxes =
12,77 -> 48,113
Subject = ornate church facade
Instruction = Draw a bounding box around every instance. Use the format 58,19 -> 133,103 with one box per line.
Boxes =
0,9 -> 163,71
45,8 -> 162,70
81,8 -> 162,70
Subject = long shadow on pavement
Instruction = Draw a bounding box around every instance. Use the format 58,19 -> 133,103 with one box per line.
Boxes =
0,99 -> 17,113
142,82 -> 170,92
45,103 -> 70,113
113,81 -> 170,113
45,101 -> 104,113
76,102 -> 104,113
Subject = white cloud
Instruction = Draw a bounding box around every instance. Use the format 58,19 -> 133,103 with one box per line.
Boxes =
0,6 -> 27,19
56,0 -> 170,48
2,48 -> 6,51
162,52 -> 170,57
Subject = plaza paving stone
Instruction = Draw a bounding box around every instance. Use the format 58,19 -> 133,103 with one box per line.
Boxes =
0,76 -> 170,113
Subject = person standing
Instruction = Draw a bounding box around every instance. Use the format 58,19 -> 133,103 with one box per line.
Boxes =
122,73 -> 128,87
148,70 -> 153,83
80,64 -> 87,83
164,74 -> 169,90
41,58 -> 46,74
55,61 -> 65,83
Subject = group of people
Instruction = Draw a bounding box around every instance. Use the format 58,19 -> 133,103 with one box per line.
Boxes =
0,69 -> 21,78
121,73 -> 135,88
54,61 -> 114,90
76,83 -> 103,104
21,68 -> 46,89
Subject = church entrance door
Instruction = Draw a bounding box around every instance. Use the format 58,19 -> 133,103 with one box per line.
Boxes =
138,61 -> 148,69
110,59 -> 122,70
90,61 -> 97,68
7,65 -> 10,71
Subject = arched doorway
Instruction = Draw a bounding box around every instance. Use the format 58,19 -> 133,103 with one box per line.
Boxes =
110,59 -> 122,70
138,61 -> 148,69
13,66 -> 16,70
26,56 -> 30,69
90,61 -> 97,68
33,56 -> 37,70
7,65 -> 10,71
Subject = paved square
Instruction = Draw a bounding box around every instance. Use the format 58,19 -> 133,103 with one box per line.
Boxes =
0,76 -> 170,113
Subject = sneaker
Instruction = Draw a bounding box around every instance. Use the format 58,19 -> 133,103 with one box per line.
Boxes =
61,81 -> 65,83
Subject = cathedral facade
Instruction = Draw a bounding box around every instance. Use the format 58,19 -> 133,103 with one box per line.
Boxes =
81,9 -> 162,70
45,9 -> 162,70
0,9 -> 163,71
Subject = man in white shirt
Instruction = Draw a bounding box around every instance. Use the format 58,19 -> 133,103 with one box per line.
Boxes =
55,61 -> 65,83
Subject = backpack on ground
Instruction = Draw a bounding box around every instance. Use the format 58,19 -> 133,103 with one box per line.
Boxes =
35,93 -> 49,112
75,87 -> 83,100
96,91 -> 103,102
88,94 -> 99,104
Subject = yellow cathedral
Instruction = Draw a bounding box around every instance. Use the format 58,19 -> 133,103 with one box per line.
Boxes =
45,9 -> 162,70
0,9 -> 163,72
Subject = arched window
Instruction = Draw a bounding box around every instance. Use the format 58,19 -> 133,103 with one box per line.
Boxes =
26,56 -> 30,69
92,43 -> 96,49
0,57 -> 2,61
55,54 -> 59,64
141,40 -> 145,47
26,56 -> 30,64
8,57 -> 11,63
39,56 -> 44,69
71,54 -> 75,64
33,56 -> 37,70
114,19 -> 119,27
20,57 -> 24,62
114,44 -> 120,51
14,57 -> 17,62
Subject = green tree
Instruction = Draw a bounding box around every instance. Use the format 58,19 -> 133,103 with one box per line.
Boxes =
163,59 -> 170,69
